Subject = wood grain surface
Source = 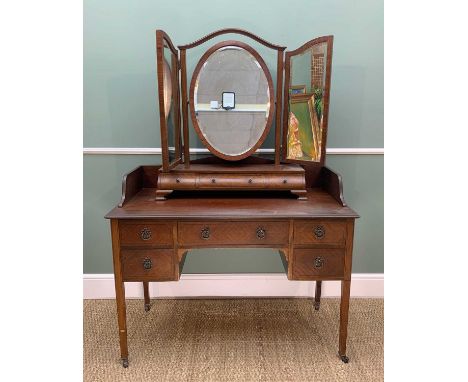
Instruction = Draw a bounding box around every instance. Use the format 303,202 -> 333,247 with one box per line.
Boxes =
106,187 -> 358,220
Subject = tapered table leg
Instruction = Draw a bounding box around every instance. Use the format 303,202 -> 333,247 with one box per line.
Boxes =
338,279 -> 351,363
111,220 -> 129,368
143,281 -> 150,312
314,280 -> 322,310
115,280 -> 129,367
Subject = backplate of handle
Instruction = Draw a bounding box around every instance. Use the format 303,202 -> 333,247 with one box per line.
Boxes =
140,227 -> 152,241
142,257 -> 152,270
256,227 -> 266,239
314,257 -> 324,269
313,225 -> 325,239
201,227 -> 210,240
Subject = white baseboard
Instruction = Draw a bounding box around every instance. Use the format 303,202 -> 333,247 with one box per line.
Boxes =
83,273 -> 383,299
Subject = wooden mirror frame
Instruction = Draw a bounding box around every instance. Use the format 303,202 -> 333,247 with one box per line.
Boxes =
156,30 -> 183,171
282,36 -> 334,167
178,28 -> 286,168
189,40 -> 275,161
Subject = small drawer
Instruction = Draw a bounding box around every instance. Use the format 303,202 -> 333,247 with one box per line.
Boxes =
120,221 -> 173,247
265,174 -> 305,189
178,221 -> 289,246
158,174 -> 197,189
292,248 -> 344,279
121,249 -> 176,281
197,175 -> 265,189
294,220 -> 347,246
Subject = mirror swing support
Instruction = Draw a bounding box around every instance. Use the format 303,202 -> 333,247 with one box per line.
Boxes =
155,29 -> 336,200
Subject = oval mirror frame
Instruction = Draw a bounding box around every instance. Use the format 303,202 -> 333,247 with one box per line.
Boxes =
189,40 -> 275,161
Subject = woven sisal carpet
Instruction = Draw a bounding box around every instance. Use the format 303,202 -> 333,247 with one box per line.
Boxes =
84,298 -> 383,382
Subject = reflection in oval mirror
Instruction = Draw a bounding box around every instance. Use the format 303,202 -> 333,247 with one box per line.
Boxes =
287,42 -> 327,162
191,44 -> 273,160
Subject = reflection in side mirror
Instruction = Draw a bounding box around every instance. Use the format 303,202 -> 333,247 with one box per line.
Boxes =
163,44 -> 178,163
286,42 -> 327,162
162,57 -> 172,119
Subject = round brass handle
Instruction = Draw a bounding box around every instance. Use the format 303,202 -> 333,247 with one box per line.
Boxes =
211,178 -> 216,183
248,178 -> 253,184
283,179 -> 287,184
140,227 -> 152,241
256,227 -> 266,239
201,227 -> 210,240
176,178 -> 181,183
143,257 -> 152,270
314,257 -> 324,269
313,225 -> 325,239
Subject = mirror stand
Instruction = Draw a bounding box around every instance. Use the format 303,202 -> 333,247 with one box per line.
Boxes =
155,162 -> 307,200
155,29 -> 333,200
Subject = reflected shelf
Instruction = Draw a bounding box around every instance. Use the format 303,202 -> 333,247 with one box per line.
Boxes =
195,103 -> 269,113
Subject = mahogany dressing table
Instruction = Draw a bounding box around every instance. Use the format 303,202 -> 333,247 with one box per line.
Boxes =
105,29 -> 359,368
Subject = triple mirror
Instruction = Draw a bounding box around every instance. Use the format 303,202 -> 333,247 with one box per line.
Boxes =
156,30 -> 333,172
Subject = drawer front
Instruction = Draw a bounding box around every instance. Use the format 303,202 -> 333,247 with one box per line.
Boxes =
158,174 -> 197,189
294,220 -> 347,246
121,249 -> 175,281
178,221 -> 289,246
293,248 -> 344,279
120,221 -> 173,247
265,174 -> 305,189
197,175 -> 265,189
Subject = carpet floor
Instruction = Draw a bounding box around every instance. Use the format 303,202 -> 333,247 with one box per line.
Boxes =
84,298 -> 383,382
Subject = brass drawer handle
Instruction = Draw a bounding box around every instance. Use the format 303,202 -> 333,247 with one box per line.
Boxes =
142,257 -> 152,270
256,227 -> 266,239
211,178 -> 216,183
140,227 -> 152,241
201,227 -> 210,240
313,225 -> 325,239
314,257 -> 324,269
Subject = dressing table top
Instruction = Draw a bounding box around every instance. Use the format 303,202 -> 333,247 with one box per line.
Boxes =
106,188 -> 358,220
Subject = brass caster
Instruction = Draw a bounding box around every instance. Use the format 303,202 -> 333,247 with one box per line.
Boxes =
340,355 -> 349,363
122,358 -> 129,368
144,303 -> 150,312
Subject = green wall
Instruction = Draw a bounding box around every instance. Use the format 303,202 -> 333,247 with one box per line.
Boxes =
84,0 -> 383,274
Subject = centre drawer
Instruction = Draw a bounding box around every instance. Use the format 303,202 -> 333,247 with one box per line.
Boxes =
178,221 -> 289,246
197,174 -> 265,189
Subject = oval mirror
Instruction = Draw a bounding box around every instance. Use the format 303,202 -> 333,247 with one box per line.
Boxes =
189,41 -> 274,160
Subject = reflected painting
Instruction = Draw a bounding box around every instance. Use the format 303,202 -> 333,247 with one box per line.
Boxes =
287,93 -> 320,161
